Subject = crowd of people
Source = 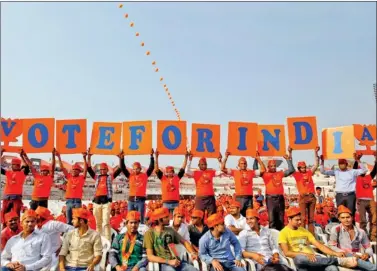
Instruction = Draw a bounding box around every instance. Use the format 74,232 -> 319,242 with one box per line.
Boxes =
1,146 -> 376,271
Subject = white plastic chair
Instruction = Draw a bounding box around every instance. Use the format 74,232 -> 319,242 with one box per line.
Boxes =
97,236 -> 111,271
270,229 -> 296,271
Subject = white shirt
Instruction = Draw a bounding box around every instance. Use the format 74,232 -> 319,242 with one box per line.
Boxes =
37,220 -> 74,253
1,230 -> 52,271
224,214 -> 247,230
170,221 -> 191,242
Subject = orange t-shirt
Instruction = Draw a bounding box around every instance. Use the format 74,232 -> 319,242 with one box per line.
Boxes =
193,170 -> 216,197
4,171 -> 26,195
129,173 -> 148,197
88,214 -> 96,230
32,174 -> 53,199
356,175 -> 374,199
95,175 -> 113,197
65,174 -> 86,199
231,169 -> 255,196
292,170 -> 315,195
161,175 -> 180,202
262,171 -> 285,195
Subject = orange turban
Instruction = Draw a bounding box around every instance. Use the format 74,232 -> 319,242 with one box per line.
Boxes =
4,211 -> 18,223
100,163 -> 108,170
173,207 -> 185,216
286,207 -> 301,218
35,206 -> 53,220
246,209 -> 259,219
191,209 -> 204,219
21,209 -> 37,221
153,207 -> 170,220
72,208 -> 90,220
267,160 -> 276,166
126,211 -> 141,221
207,213 -> 224,228
337,205 -> 351,216
230,201 -> 241,208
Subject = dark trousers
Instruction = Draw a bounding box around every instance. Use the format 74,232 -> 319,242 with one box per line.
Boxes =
266,194 -> 285,230
357,199 -> 377,241
299,194 -> 316,234
335,192 -> 356,216
195,195 -> 216,216
29,199 -> 48,210
235,196 -> 253,217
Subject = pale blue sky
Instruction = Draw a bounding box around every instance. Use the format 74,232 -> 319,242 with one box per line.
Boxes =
1,2 -> 376,168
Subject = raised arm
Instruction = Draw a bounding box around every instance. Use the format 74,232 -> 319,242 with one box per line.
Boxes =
19,149 -> 30,175
55,150 -> 69,178
119,151 -> 130,178
112,151 -> 124,179
50,148 -> 56,177
353,153 -> 368,176
185,152 -> 194,177
154,150 -> 163,179
146,148 -> 155,177
87,150 -> 96,179
370,153 -> 377,179
311,146 -> 320,173
1,148 -> 5,175
177,150 -> 189,179
221,151 -> 232,174
319,155 -> 335,176
82,151 -> 88,178
21,149 -> 36,175
255,151 -> 265,176
283,147 -> 295,177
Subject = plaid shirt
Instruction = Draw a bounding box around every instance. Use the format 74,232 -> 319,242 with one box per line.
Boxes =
94,174 -> 113,200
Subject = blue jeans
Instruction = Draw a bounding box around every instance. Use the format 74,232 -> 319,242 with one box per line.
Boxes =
66,198 -> 82,225
294,255 -> 339,271
163,201 -> 179,215
125,267 -> 147,271
345,252 -> 376,271
65,267 -> 87,271
210,261 -> 246,271
160,260 -> 198,271
128,199 -> 146,224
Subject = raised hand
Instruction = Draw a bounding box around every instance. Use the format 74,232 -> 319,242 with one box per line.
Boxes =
315,146 -> 320,153
150,148 -> 154,156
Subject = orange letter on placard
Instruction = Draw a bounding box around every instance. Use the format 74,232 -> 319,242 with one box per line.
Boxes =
287,116 -> 318,150
157,120 -> 187,155
353,124 -> 376,155
56,119 -> 87,154
123,121 -> 152,155
257,125 -> 286,156
23,118 -> 55,153
322,126 -> 355,159
227,122 -> 258,157
1,118 -> 23,153
90,122 -> 122,155
191,123 -> 220,158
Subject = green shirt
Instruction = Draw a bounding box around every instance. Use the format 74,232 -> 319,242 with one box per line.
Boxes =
110,232 -> 145,268
143,227 -> 184,260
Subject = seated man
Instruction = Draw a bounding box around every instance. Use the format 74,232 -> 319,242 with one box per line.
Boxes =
143,207 -> 198,271
239,209 -> 287,271
314,204 -> 329,229
170,207 -> 191,242
224,201 -> 247,236
1,212 -> 22,251
109,211 -> 148,271
59,208 -> 103,271
279,207 -> 358,271
188,209 -> 209,251
1,210 -> 52,271
199,213 -> 246,271
329,205 -> 375,271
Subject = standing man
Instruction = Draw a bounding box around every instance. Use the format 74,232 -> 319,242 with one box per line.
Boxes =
120,149 -> 155,224
320,153 -> 367,216
257,148 -> 295,230
1,149 -> 30,222
155,149 -> 189,214
353,152 -> 377,241
56,150 -> 88,225
291,146 -> 320,234
221,151 -> 266,216
22,149 -> 56,210
185,153 -> 223,217
87,150 -> 124,241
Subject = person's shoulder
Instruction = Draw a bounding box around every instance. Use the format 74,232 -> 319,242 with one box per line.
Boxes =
88,228 -> 102,239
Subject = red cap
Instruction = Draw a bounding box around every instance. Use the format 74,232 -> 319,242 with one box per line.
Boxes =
40,165 -> 50,171
268,160 -> 276,166
100,163 -> 108,170
165,166 -> 174,173
199,157 -> 207,164
4,211 -> 19,223
286,207 -> 301,218
11,158 -> 21,165
72,163 -> 82,171
338,159 -> 348,165
133,162 -> 141,168
297,161 -> 306,168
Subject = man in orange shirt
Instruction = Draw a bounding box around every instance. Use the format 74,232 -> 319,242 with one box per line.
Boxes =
314,204 -> 329,229
56,150 -> 88,225
185,153 -> 223,217
87,150 -> 125,241
22,148 -> 56,210
155,149 -> 189,215
1,212 -> 22,251
291,146 -> 320,234
256,147 -> 295,230
120,149 -> 155,224
221,151 -> 266,216
1,149 -> 30,223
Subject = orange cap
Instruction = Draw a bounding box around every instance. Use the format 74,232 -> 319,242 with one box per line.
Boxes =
191,209 -> 204,219
126,210 -> 141,221
337,205 -> 351,216
4,211 -> 19,223
35,206 -> 53,220
153,207 -> 170,220
165,166 -> 174,172
230,201 -> 241,208
246,208 -> 260,219
297,161 -> 306,168
72,208 -> 90,220
326,201 -> 335,207
267,160 -> 276,166
133,162 -> 141,168
100,163 -> 108,170
11,158 -> 21,165
199,157 -> 207,164
21,209 -> 37,221
207,213 -> 224,228
173,207 -> 185,216
286,206 -> 301,218
72,163 -> 82,171
315,203 -> 323,209
40,165 -> 50,171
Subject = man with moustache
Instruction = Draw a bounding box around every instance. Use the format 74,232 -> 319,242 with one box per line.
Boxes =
0,212 -> 22,251
188,209 -> 208,251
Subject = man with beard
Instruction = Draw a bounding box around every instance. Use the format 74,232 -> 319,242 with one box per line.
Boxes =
155,150 -> 189,215
256,148 -> 295,230
291,146 -> 320,234
185,154 -> 223,217
59,208 -> 102,271
221,151 -> 265,216
188,210 -> 208,251
224,201 -> 247,236
143,207 -> 198,271
1,210 -> 52,271
109,211 -> 148,271
1,149 -> 30,222
239,209 -> 287,271
320,153 -> 367,216
199,213 -> 245,271
0,212 -> 22,251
